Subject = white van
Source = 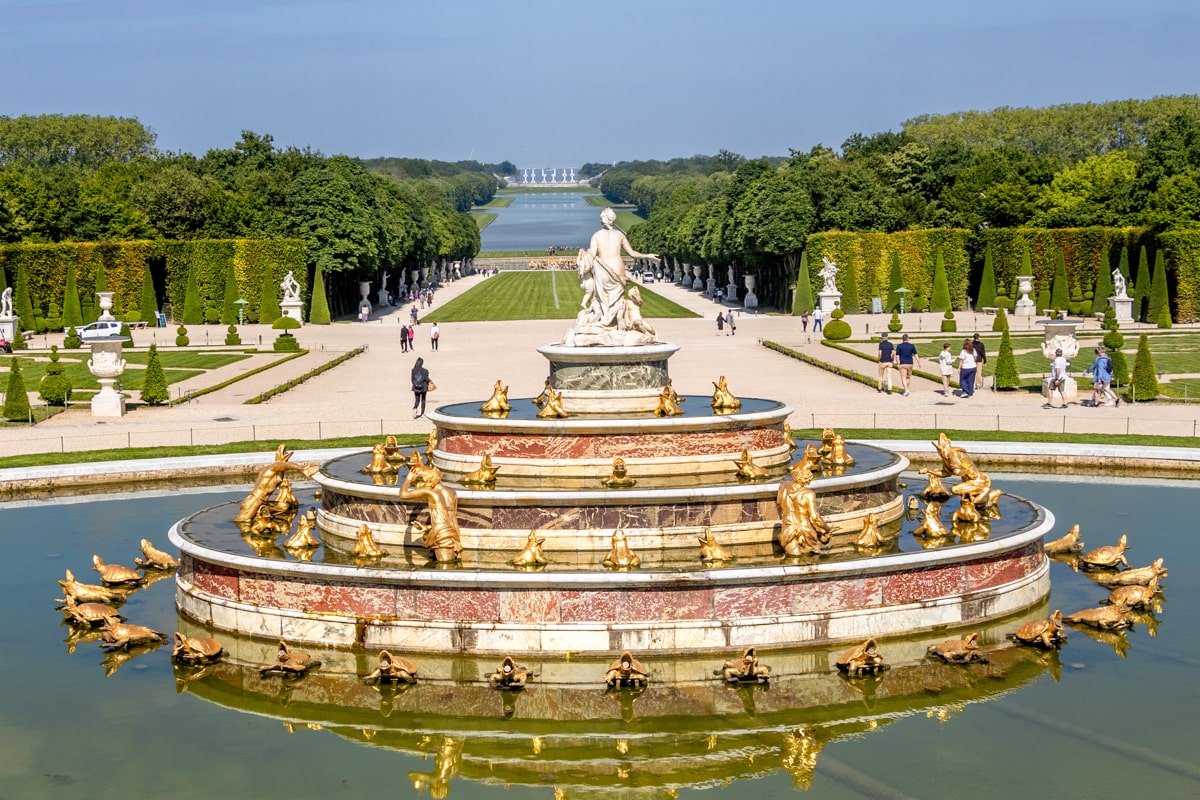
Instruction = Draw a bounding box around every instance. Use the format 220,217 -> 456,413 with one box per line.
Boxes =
76,320 -> 122,341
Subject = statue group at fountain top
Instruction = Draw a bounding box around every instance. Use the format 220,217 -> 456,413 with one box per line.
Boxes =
565,208 -> 661,347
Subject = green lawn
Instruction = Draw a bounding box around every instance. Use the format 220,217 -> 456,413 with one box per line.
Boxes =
476,197 -> 514,208
2,351 -> 248,392
614,210 -> 645,231
584,195 -> 634,208
472,212 -> 498,231
422,271 -> 699,322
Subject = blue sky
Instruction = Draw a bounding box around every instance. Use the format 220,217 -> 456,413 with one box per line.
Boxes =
3,0 -> 1197,167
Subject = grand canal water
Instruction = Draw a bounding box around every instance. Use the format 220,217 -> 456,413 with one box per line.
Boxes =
478,193 -> 607,252
4,475 -> 1198,798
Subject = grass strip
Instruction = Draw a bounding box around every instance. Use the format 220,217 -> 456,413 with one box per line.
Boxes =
245,347 -> 365,404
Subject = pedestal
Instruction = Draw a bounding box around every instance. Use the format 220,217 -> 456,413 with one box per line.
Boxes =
0,316 -> 16,342
706,278 -> 717,297
1110,296 -> 1134,323
1015,276 -> 1036,317
92,378 -> 127,417
281,299 -> 303,322
743,275 -> 758,309
725,283 -> 739,302
819,291 -> 842,313
87,338 -> 129,418
1042,377 -> 1079,404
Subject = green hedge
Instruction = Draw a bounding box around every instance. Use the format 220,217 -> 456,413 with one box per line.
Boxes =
1158,231 -> 1199,323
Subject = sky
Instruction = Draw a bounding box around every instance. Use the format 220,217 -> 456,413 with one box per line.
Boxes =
3,0 -> 1198,168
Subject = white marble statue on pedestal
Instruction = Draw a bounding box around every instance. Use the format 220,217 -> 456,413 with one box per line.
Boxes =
1112,268 -> 1128,299
817,256 -> 843,312
0,287 -> 12,318
280,271 -> 304,322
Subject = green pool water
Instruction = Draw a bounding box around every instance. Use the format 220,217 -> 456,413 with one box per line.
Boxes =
2,475 -> 1197,799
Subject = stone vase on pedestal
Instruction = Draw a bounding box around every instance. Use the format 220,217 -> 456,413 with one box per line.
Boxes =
88,339 -> 128,418
691,265 -> 704,291
1015,276 -> 1036,316
743,275 -> 758,309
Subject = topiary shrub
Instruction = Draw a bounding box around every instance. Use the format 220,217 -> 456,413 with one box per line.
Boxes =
38,346 -> 73,406
1036,289 -> 1051,315
225,324 -> 242,346
273,332 -> 301,352
991,307 -> 1010,333
1128,333 -> 1160,402
993,328 -> 1020,390
272,316 -> 301,331
309,263 -> 331,324
940,310 -> 957,333
204,306 -> 220,325
1157,304 -> 1173,329
823,305 -> 851,340
1102,317 -> 1129,386
887,311 -> 903,333
140,343 -> 169,406
176,325 -> 190,347
3,357 -> 31,420
63,328 -> 81,349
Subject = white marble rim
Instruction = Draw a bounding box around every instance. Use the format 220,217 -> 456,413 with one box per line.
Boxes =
425,402 -> 794,435
168,499 -> 1052,590
537,342 -> 680,363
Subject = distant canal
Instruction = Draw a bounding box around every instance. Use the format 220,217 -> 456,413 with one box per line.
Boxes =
478,192 -> 604,252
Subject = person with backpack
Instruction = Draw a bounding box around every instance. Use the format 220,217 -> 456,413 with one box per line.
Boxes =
430,322 -> 441,351
1086,346 -> 1120,407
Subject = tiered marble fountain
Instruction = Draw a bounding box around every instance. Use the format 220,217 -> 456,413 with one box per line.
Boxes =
171,337 -> 1053,661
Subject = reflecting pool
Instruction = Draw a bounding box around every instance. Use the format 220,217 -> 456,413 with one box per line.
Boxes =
479,193 -> 604,252
4,476 -> 1199,798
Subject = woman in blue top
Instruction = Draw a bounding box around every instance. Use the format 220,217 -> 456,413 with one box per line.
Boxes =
1085,347 -> 1119,407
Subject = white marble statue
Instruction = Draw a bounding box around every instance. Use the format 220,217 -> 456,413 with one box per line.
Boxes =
819,257 -> 839,293
280,271 -> 301,302
566,208 -> 660,346
0,286 -> 12,317
1112,268 -> 1128,299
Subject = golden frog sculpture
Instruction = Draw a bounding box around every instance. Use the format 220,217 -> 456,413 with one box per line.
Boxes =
913,500 -> 949,539
488,656 -> 531,689
1064,602 -> 1135,630
234,443 -> 318,524
425,429 -> 437,461
58,569 -> 126,605
134,538 -> 179,571
1106,576 -> 1162,611
603,529 -> 641,569
91,554 -> 143,586
718,646 -> 771,683
248,505 -> 291,538
462,454 -> 499,487
777,464 -> 831,556
952,495 -> 982,524
954,518 -> 992,543
100,618 -> 167,650
511,530 -> 548,568
783,422 -> 797,452
835,638 -> 886,675
601,457 -> 637,488
363,650 -> 418,684
284,510 -> 320,549
61,596 -> 123,627
480,380 -> 511,414
796,443 -> 823,474
1080,534 -> 1130,570
854,513 -> 886,548
352,524 -> 386,560
536,385 -> 568,418
697,527 -> 735,563
1010,610 -> 1067,649
531,378 -> 552,407
919,472 -> 952,502
654,380 -> 684,416
361,443 -> 399,475
382,434 -> 406,464
1044,523 -> 1084,555
733,449 -> 768,481
926,632 -> 987,664
710,375 -> 741,412
264,478 -> 300,516
825,433 -> 855,467
171,632 -> 224,664
604,651 -> 650,687
259,640 -> 320,677
1093,558 -> 1167,588
817,427 -> 836,459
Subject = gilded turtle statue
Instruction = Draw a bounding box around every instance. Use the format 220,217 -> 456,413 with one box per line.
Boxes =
171,632 -> 224,664
717,646 -> 771,683
100,618 -> 167,650
134,538 -> 179,571
362,650 -> 418,684
91,554 -> 143,586
260,640 -> 320,677
488,656 -> 531,689
604,651 -> 649,688
58,569 -> 125,605
1105,576 -> 1162,611
1009,610 -> 1067,649
61,596 -> 123,627
1080,534 -> 1129,570
1092,558 -> 1167,588
1043,524 -> 1084,555
835,638 -> 886,675
926,632 -> 987,664
1064,603 -> 1135,630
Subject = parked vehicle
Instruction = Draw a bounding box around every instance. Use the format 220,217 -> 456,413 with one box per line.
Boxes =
76,321 -> 122,341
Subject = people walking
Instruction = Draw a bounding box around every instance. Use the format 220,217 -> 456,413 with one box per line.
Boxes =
1085,346 -> 1120,407
726,311 -> 736,335
956,338 -> 977,398
407,324 -> 416,350
801,311 -> 809,332
812,307 -> 823,332
430,322 -> 440,351
411,357 -> 430,418
400,324 -> 409,353
876,333 -> 895,394
896,333 -> 920,396
716,312 -> 725,335
1044,348 -> 1068,409
938,343 -> 955,396
972,333 -> 987,390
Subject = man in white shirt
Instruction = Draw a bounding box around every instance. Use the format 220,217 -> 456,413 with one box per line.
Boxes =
1045,348 -> 1068,409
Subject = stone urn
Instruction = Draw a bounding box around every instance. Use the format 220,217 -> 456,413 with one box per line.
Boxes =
743,275 -> 758,309
1015,276 -> 1036,316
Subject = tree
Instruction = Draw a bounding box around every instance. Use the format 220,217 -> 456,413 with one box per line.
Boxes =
62,261 -> 83,329
175,325 -> 189,347
3,357 -> 30,420
1050,248 -> 1069,312
1146,249 -> 1169,326
139,266 -> 158,324
1128,333 -> 1160,402
13,260 -> 37,330
930,247 -> 951,312
140,344 -> 168,405
1103,314 -> 1130,387
181,265 -> 202,325
793,250 -> 813,315
886,250 -> 904,312
1093,246 -> 1119,315
220,261 -> 240,325
976,243 -> 997,311
992,306 -> 1010,333
993,327 -> 1020,389
130,164 -> 212,239
38,346 -> 72,406
309,262 -> 331,324
0,114 -> 155,169
715,149 -> 744,173
842,254 -> 861,314
1133,246 -> 1151,321
258,267 -> 281,324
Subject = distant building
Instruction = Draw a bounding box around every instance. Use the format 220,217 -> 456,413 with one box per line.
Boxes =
518,167 -> 584,186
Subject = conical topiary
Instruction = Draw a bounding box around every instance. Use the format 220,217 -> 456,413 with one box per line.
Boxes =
793,250 -> 813,316
3,357 -> 31,420
139,267 -> 158,324
1157,303 -> 1173,329
1093,246 -> 1118,315
182,265 -> 202,325
1102,314 -> 1129,386
175,325 -> 190,347
1147,250 -> 1169,327
38,346 -> 73,406
140,343 -> 169,405
976,244 -> 996,311
258,268 -> 281,325
309,263 -> 330,325
13,261 -> 37,331
993,328 -> 1020,390
1050,248 -> 1069,313
992,306 -> 1010,333
220,261 -> 240,325
841,257 -> 860,314
1133,246 -> 1151,321
1128,333 -> 1159,402
930,247 -> 951,312
63,261 -> 84,330
886,251 -> 904,313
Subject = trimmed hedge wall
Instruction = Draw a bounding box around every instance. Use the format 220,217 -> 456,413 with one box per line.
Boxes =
1157,231 -> 1200,323
0,239 -> 307,326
